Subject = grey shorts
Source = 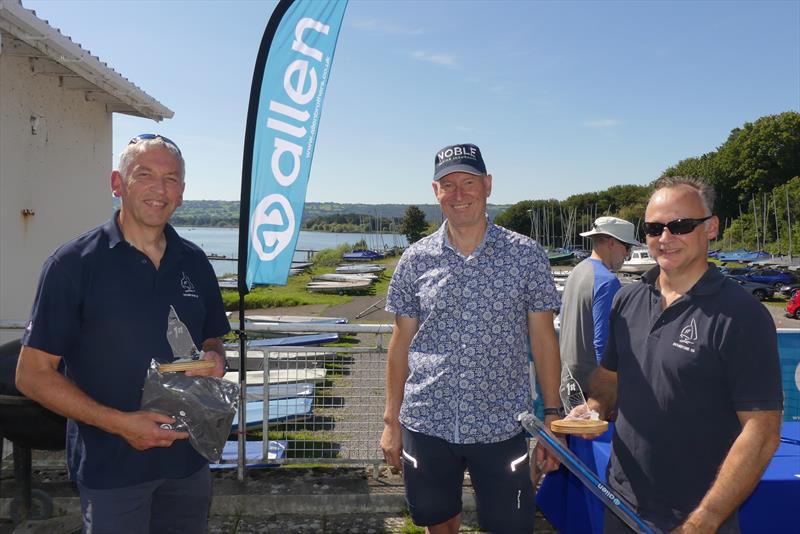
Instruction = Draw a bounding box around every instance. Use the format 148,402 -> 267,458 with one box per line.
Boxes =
77,465 -> 211,534
401,427 -> 536,533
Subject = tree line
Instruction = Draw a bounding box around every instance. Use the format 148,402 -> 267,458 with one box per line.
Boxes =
300,213 -> 399,233
492,111 -> 800,255
171,201 -> 507,228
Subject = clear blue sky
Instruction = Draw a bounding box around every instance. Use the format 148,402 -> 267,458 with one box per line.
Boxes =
23,0 -> 800,205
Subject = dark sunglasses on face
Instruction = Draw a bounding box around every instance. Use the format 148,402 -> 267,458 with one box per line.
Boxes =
129,133 -> 181,155
643,215 -> 713,237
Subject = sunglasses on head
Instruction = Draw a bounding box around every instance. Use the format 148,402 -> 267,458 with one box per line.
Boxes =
643,215 -> 712,237
129,133 -> 181,155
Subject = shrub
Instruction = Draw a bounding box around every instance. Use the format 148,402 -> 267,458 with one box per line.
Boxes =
313,243 -> 352,267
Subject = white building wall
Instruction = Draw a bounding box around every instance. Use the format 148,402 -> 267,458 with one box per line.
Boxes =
0,54 -> 112,343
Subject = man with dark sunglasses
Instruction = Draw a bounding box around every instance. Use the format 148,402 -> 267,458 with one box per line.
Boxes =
581,176 -> 783,533
16,135 -> 230,532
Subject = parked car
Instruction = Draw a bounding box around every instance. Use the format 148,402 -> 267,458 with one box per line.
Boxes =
726,276 -> 775,301
718,266 -> 753,277
742,269 -> 796,289
787,291 -> 800,319
779,282 -> 800,298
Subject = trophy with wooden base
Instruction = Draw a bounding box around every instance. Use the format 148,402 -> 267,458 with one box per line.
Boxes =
549,367 -> 608,436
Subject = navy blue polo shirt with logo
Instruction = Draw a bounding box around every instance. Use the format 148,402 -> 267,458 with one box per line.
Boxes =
22,213 -> 230,489
600,264 -> 783,531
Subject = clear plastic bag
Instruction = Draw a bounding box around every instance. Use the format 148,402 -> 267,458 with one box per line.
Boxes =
140,359 -> 239,462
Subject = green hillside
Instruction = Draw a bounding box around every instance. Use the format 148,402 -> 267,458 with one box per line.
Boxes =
171,201 -> 509,229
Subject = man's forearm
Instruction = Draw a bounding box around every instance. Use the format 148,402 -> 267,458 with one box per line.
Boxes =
528,311 -> 561,408
681,411 -> 781,532
383,345 -> 409,424
531,337 -> 560,409
587,365 -> 617,420
16,350 -> 124,434
383,317 -> 416,425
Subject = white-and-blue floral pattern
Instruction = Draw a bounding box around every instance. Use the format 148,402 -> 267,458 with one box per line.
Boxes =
386,221 -> 560,444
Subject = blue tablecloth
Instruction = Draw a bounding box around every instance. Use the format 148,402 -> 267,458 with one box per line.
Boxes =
537,422 -> 799,533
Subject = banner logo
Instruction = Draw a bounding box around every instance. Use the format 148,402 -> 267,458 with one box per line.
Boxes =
251,194 -> 295,260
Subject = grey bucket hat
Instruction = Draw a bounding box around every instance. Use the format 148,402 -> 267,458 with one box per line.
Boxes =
579,216 -> 641,247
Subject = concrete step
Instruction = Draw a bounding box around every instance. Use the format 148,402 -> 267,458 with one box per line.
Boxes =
0,465 -> 557,533
3,510 -> 557,534
208,512 -> 490,533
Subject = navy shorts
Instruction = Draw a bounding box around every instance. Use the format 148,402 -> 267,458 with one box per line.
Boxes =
77,465 -> 212,534
401,427 -> 536,533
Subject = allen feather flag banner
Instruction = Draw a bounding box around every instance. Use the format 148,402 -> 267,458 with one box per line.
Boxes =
238,0 -> 348,291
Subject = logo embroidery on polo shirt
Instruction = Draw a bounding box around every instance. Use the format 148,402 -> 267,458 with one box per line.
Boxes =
673,317 -> 698,353
180,272 -> 198,299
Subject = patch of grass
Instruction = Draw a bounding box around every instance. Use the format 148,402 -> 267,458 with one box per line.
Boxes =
324,335 -> 361,347
401,508 -> 425,534
221,269 -> 350,310
372,265 -> 396,295
220,254 -> 397,311
266,430 -> 320,441
313,244 -> 352,267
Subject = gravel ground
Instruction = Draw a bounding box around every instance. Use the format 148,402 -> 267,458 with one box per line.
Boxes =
765,299 -> 799,329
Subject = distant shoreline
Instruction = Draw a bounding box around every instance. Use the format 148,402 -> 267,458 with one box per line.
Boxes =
178,226 -> 394,235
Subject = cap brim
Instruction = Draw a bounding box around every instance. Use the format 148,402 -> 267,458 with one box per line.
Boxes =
433,165 -> 485,181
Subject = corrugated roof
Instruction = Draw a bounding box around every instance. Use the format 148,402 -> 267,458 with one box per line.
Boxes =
0,0 -> 173,121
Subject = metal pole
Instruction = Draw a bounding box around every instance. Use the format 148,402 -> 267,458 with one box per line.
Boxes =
518,412 -> 655,534
237,296 -> 247,481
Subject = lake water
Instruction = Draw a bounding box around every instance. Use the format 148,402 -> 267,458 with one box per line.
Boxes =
175,227 -> 408,277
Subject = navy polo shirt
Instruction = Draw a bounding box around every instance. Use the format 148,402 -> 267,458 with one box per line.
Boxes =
600,264 -> 783,531
22,213 -> 230,489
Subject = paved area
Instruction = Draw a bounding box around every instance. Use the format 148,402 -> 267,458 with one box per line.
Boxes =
1,464 -> 557,533
766,300 -> 798,329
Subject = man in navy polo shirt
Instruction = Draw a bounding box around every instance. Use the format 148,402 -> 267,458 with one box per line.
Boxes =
584,176 -> 783,533
16,135 -> 230,533
380,143 -> 563,533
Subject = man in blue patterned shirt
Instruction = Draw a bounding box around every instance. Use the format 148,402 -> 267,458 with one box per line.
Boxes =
380,143 -> 563,533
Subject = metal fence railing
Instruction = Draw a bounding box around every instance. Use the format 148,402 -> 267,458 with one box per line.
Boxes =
1,320 -> 394,472
223,322 -> 393,470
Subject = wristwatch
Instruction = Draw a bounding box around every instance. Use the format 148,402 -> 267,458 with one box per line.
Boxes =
542,407 -> 565,417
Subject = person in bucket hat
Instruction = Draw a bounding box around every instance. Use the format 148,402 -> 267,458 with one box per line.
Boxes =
381,143 -> 563,533
560,216 -> 640,391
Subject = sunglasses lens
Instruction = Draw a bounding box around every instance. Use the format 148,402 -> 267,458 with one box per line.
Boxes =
668,220 -> 696,235
644,223 -> 664,237
644,217 -> 709,237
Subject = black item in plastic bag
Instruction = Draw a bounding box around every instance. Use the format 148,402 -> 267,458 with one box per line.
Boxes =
140,360 -> 239,462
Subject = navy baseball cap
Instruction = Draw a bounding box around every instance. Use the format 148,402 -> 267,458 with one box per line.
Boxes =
433,143 -> 487,181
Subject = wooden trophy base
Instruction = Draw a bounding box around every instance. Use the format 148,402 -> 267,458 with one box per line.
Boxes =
550,418 -> 609,436
158,360 -> 215,373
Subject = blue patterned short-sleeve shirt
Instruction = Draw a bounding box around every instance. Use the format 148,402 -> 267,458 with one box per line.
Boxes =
386,221 -> 560,444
